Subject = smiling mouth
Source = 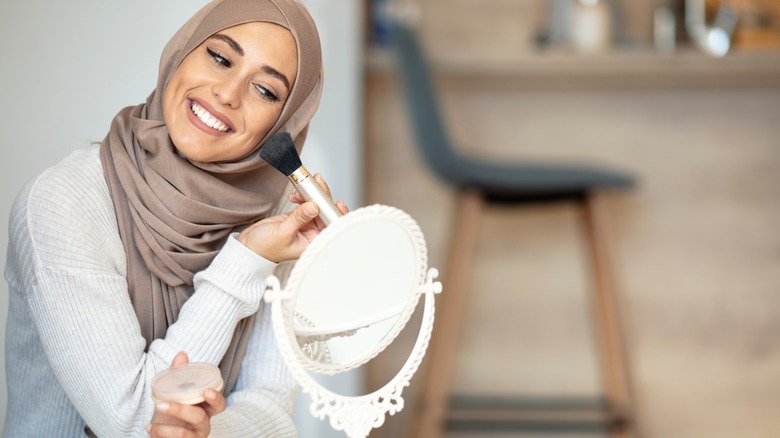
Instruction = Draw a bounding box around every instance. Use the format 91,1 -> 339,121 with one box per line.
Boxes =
190,101 -> 232,133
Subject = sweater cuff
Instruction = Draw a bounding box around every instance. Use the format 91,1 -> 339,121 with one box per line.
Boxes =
193,234 -> 277,311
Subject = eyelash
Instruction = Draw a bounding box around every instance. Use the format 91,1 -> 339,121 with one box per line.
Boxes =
206,47 -> 281,103
207,48 -> 231,68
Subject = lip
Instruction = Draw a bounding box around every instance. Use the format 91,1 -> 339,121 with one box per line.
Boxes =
185,98 -> 235,136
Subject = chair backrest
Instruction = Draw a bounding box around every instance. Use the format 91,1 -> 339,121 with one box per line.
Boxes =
390,19 -> 466,186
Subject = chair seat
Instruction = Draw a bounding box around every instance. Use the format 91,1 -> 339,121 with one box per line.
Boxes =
430,151 -> 635,203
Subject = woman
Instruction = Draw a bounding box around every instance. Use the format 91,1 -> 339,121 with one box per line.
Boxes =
3,0 -> 345,436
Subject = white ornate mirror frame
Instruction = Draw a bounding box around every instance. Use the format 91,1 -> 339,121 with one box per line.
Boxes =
263,204 -> 441,438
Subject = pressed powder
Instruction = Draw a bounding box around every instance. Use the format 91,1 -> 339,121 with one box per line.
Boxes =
151,363 -> 224,405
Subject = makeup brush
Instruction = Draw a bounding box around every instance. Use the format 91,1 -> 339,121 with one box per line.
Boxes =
259,131 -> 343,225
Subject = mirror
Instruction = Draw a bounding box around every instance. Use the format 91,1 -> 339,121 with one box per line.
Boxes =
288,205 -> 424,373
264,204 -> 441,437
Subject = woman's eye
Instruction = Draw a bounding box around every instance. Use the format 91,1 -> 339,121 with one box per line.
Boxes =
206,48 -> 231,68
254,84 -> 280,102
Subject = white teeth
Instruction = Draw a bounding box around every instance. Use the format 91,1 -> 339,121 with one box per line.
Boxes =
190,101 -> 230,132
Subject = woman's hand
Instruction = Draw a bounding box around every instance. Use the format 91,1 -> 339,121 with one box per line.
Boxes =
287,174 -> 349,231
146,352 -> 226,438
237,173 -> 349,262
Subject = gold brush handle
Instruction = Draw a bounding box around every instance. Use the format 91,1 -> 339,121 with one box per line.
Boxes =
290,167 -> 343,226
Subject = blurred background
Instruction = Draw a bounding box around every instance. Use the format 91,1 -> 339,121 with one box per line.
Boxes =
364,0 -> 780,437
1,0 -> 780,437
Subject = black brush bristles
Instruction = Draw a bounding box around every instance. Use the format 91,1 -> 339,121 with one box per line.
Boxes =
259,132 -> 303,177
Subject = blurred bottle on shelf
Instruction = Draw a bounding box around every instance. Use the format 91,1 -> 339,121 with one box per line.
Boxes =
571,0 -> 613,53
536,0 -> 624,54
654,3 -> 677,55
684,0 -> 739,56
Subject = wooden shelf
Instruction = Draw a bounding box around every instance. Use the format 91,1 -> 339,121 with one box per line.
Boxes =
366,48 -> 780,89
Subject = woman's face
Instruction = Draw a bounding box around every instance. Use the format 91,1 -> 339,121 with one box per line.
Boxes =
163,21 -> 298,163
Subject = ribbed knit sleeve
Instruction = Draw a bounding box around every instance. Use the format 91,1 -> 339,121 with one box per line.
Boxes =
4,146 -> 298,437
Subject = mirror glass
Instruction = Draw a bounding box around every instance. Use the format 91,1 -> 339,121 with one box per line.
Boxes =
283,205 -> 426,373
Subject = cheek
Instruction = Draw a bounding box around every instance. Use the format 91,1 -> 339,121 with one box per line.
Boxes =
246,107 -> 282,141
161,77 -> 182,127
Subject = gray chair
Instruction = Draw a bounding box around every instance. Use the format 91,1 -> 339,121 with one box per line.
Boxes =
389,19 -> 640,438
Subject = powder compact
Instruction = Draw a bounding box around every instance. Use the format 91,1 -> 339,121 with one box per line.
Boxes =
151,362 -> 223,405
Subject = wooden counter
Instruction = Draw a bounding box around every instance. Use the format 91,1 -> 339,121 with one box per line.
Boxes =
366,48 -> 780,89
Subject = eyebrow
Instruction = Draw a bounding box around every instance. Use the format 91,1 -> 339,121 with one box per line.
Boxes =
262,65 -> 291,90
210,33 -> 292,91
211,34 -> 244,56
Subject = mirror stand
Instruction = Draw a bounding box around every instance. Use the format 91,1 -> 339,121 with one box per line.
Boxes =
264,268 -> 441,438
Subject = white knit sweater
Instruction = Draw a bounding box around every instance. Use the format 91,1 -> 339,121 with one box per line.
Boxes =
4,145 -> 298,437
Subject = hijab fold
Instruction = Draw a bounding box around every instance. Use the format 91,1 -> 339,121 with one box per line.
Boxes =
100,0 -> 323,395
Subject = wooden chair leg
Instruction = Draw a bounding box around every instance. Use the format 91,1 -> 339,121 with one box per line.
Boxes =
413,189 -> 483,438
581,191 -> 640,438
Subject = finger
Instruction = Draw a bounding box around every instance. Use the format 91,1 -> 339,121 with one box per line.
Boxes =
335,200 -> 349,215
279,202 -> 319,236
171,351 -> 189,367
299,225 -> 321,243
313,173 -> 332,198
288,191 -> 305,204
147,423 -> 193,438
200,389 -> 227,417
312,216 -> 326,231
148,410 -> 192,437
155,402 -> 208,432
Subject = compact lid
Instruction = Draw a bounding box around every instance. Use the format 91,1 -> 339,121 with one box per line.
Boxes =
151,362 -> 224,405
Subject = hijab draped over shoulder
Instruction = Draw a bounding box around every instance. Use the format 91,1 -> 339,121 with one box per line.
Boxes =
99,0 -> 323,395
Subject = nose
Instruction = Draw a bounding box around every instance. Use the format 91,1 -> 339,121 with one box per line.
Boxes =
212,77 -> 241,108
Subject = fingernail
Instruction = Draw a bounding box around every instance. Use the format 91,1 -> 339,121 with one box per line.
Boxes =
145,424 -> 151,432
157,402 -> 170,412
305,204 -> 318,215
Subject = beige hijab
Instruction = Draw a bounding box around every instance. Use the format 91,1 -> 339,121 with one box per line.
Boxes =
100,0 -> 322,395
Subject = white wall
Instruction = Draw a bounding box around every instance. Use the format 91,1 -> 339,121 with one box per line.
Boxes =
0,0 -> 363,433
294,2 -> 365,436
301,0 -> 364,208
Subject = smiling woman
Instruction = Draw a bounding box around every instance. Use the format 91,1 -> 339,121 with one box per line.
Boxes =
2,0 -> 349,437
163,22 -> 299,163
